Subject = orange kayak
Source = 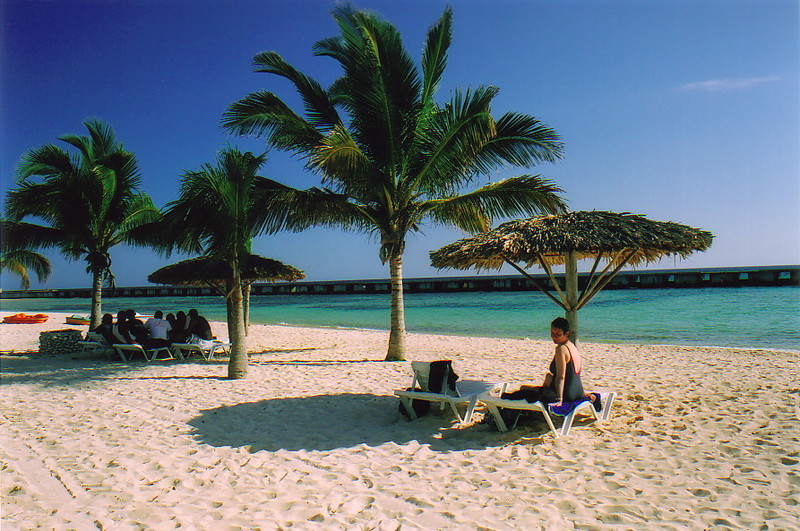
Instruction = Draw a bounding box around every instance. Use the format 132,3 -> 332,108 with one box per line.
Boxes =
3,313 -> 49,324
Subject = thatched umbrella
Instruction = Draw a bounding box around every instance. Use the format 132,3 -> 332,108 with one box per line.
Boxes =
148,254 -> 304,331
430,211 -> 713,341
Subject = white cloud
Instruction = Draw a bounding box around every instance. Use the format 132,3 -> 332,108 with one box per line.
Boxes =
681,76 -> 781,92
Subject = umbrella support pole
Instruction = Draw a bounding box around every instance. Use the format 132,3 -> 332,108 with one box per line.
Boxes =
565,252 -> 579,341
501,256 -> 565,309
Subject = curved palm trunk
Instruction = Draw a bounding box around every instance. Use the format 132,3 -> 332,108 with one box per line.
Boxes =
243,283 -> 251,336
385,255 -> 406,361
226,263 -> 248,379
90,269 -> 103,329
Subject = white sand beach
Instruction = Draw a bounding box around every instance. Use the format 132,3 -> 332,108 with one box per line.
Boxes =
1,312 -> 798,529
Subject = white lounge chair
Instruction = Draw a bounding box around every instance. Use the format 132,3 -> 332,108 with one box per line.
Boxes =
112,343 -> 174,362
479,392 -> 616,437
170,340 -> 230,360
77,331 -> 108,352
394,361 -> 506,424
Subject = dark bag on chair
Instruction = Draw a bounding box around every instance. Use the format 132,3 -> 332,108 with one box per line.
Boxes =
428,359 -> 459,394
398,388 -> 431,418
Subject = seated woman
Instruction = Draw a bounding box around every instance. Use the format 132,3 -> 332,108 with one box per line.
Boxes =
91,313 -> 117,346
502,317 -> 585,406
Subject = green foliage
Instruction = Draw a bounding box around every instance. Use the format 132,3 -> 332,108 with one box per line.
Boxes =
4,119 -> 159,296
223,6 -> 567,263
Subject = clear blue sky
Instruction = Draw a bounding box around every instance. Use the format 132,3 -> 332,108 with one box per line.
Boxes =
2,0 -> 798,290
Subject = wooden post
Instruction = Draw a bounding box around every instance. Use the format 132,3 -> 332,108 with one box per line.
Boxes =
564,251 -> 579,344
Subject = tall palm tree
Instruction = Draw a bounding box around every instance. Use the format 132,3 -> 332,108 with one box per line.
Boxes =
4,119 -> 159,327
160,147 -> 306,379
223,6 -> 567,361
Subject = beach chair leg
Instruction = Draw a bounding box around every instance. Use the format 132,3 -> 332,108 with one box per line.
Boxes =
485,404 -> 509,432
539,407 -> 560,438
449,400 -> 466,423
559,410 -> 578,437
600,392 -> 616,421
463,396 -> 481,424
399,397 -> 418,420
114,348 -> 128,362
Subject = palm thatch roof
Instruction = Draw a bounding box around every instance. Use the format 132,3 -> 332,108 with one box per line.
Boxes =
430,211 -> 713,270
430,211 -> 713,342
147,254 -> 304,287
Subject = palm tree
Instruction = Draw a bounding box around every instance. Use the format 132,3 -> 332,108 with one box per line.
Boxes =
223,6 -> 567,361
159,147 -> 307,379
4,119 -> 159,327
0,236 -> 52,290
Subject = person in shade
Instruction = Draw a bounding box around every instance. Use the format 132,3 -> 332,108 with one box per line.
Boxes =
501,317 -> 586,406
91,313 -> 117,346
145,311 -> 172,343
186,309 -> 213,341
112,310 -> 133,344
173,311 -> 189,343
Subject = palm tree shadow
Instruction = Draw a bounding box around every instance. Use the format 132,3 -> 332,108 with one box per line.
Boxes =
187,393 -> 522,452
250,347 -> 323,356
0,355 -> 151,386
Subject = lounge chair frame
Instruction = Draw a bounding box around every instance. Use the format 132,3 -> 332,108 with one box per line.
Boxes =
170,340 -> 230,360
479,392 -> 616,437
394,361 -> 506,424
112,343 -> 174,362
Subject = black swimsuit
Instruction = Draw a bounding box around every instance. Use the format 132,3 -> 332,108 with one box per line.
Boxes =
548,358 -> 585,402
502,350 -> 585,404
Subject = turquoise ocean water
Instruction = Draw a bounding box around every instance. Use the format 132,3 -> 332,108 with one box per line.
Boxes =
2,286 -> 798,351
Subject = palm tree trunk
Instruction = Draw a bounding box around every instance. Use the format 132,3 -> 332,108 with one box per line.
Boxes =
90,269 -> 103,329
243,282 -> 251,336
227,262 -> 248,379
385,254 -> 406,361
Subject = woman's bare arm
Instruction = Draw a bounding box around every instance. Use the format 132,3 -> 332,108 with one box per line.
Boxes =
553,345 -> 569,402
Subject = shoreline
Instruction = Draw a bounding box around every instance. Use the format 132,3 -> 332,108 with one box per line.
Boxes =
2,285 -> 799,351
2,312 -> 799,528
1,311 -> 798,355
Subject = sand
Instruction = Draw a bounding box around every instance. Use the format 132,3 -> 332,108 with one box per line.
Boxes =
1,312 -> 799,530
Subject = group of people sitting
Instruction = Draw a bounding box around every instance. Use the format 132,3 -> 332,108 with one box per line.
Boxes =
91,308 -> 214,350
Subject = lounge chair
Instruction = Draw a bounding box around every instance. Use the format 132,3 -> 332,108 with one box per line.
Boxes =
77,331 -> 108,352
479,392 -> 616,437
170,340 -> 230,360
112,343 -> 174,362
394,360 -> 506,424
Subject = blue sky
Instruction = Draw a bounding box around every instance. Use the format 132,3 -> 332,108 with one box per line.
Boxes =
1,0 -> 798,290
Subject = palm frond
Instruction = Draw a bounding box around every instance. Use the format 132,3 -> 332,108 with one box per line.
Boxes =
420,7 -> 452,106
406,86 -> 498,196
222,91 -> 324,155
0,247 -> 52,289
15,144 -> 75,181
421,175 -> 566,232
253,51 -> 341,128
470,112 -> 564,173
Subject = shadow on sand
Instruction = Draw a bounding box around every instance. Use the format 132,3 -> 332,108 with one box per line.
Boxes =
0,354 -> 163,386
188,393 -> 552,452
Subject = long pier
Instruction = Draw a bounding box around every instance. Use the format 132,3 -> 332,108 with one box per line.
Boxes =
1,265 -> 797,299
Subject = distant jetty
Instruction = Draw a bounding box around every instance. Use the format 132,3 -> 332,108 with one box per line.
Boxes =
2,265 -> 797,299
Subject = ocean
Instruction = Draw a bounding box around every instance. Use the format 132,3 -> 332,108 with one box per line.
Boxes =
2,286 -> 798,351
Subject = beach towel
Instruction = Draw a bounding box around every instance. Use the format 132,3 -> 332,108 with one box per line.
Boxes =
427,360 -> 459,394
548,393 -> 602,416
